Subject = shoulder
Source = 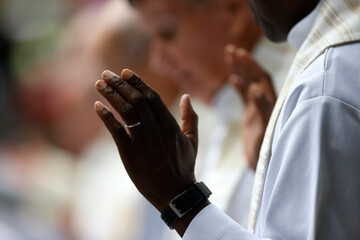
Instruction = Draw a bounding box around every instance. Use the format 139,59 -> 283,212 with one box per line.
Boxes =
322,42 -> 360,111
280,41 -> 360,124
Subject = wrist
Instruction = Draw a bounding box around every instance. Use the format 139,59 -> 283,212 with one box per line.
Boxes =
153,176 -> 197,212
160,182 -> 212,233
154,181 -> 196,212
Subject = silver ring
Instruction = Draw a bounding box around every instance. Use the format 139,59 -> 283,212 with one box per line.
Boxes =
125,122 -> 141,129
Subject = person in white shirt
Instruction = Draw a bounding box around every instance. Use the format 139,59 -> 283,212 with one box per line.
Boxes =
65,1 -> 182,240
94,0 -> 360,239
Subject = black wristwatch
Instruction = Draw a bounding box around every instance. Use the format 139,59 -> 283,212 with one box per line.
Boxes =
161,182 -> 212,229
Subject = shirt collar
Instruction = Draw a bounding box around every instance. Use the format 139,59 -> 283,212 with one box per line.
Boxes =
287,0 -> 324,49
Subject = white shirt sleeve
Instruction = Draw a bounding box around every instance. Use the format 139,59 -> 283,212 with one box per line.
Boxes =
257,96 -> 360,239
184,96 -> 360,240
183,204 -> 263,240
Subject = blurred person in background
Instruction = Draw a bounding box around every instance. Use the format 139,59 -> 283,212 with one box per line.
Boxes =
63,1 -> 157,239
9,1 -> 143,239
0,0 -> 185,239
0,0 -> 119,238
47,3 -> 142,239
0,30 -> 15,140
125,0 -> 296,239
47,1 -> 188,240
0,49 -> 75,240
0,0 -> 78,238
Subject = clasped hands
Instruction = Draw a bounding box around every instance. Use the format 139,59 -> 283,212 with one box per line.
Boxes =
94,47 -> 276,233
94,69 -> 198,213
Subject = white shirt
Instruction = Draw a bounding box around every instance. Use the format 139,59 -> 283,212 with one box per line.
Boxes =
183,2 -> 360,239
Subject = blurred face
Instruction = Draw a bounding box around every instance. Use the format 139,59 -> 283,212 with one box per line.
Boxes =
95,21 -> 180,108
137,0 -> 260,103
248,0 -> 319,41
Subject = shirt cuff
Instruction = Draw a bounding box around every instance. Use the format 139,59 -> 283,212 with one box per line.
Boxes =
183,204 -> 260,240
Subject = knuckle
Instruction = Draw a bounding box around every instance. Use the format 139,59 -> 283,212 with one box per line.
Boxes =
102,110 -> 114,122
113,124 -> 124,136
130,77 -> 143,88
113,78 -> 125,88
104,87 -> 117,98
121,103 -> 135,116
147,91 -> 161,102
132,94 -> 147,106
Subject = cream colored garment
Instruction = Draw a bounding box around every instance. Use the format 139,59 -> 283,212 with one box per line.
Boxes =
72,132 -> 144,240
0,143 -> 75,239
248,0 -> 360,232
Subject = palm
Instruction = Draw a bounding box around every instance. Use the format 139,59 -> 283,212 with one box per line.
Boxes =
225,46 -> 276,170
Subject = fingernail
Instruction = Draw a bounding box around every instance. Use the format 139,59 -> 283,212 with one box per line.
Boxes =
95,80 -> 107,89
94,101 -> 105,111
102,70 -> 119,80
225,44 -> 236,54
182,93 -> 190,101
121,69 -> 134,80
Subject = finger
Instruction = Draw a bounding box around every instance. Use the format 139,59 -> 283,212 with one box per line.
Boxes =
94,101 -> 131,154
179,94 -> 198,151
254,91 -> 275,123
247,84 -> 274,124
95,80 -> 143,138
231,48 -> 251,78
247,83 -> 262,103
102,70 -> 156,129
120,69 -> 176,123
229,74 -> 248,103
229,48 -> 254,95
224,44 -> 236,64
233,51 -> 277,104
233,48 -> 269,86
261,76 -> 277,103
234,48 -> 254,71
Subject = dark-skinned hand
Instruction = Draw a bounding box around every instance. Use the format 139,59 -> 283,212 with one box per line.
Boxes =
225,45 -> 276,171
94,69 -> 208,236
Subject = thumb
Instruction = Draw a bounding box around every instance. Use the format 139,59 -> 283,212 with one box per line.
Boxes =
179,94 -> 199,151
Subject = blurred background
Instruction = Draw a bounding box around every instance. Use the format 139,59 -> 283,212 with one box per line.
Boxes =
0,0 -> 296,239
0,0 -> 182,239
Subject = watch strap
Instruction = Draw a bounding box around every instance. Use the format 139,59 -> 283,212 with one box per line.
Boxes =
161,182 -> 211,229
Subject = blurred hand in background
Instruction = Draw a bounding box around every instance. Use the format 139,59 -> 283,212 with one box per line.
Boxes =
225,45 -> 276,171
